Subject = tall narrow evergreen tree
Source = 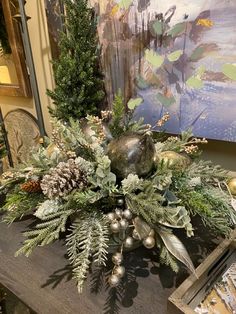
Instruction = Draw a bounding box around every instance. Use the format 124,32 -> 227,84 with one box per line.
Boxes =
47,0 -> 105,120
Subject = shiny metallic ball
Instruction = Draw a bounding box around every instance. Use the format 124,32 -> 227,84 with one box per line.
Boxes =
228,178 -> 236,196
158,151 -> 191,170
124,236 -> 134,249
123,209 -> 132,220
117,198 -> 125,207
107,133 -> 155,178
113,265 -> 125,278
108,274 -> 120,287
120,219 -> 128,230
115,208 -> 123,217
110,221 -> 121,233
112,252 -> 123,265
143,236 -> 155,249
132,229 -> 140,240
107,212 -> 116,221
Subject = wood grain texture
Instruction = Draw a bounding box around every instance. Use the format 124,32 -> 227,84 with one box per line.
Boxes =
0,218 -> 217,314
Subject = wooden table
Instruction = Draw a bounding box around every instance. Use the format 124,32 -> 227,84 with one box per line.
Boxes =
0,219 -> 217,314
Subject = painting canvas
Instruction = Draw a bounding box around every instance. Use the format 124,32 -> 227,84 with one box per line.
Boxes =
95,0 -> 236,142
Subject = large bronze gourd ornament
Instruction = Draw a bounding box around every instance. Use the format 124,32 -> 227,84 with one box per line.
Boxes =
107,132 -> 155,178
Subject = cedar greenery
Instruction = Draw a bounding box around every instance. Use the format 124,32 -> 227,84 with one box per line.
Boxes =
47,0 -> 105,120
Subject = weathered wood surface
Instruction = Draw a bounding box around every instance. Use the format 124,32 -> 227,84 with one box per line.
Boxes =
168,229 -> 236,314
0,218 -> 217,314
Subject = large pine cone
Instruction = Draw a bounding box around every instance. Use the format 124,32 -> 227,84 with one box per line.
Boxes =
40,159 -> 87,199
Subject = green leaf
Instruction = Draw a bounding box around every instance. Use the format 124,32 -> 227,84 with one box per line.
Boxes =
167,50 -> 183,62
156,93 -> 175,106
152,20 -> 164,35
196,65 -> 206,76
168,22 -> 186,37
127,97 -> 143,110
186,76 -> 203,89
189,46 -> 205,62
222,63 -> 236,81
135,75 -> 149,89
118,0 -> 132,9
145,49 -> 164,68
158,228 -> 195,273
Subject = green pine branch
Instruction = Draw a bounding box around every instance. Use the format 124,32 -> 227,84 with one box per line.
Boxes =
15,209 -> 73,257
160,246 -> 179,273
2,190 -> 44,224
66,212 -> 109,293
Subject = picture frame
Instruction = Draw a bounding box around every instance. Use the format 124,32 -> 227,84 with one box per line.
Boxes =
0,0 -> 31,97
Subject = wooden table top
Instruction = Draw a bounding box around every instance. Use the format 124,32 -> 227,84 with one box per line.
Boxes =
0,218 -> 216,314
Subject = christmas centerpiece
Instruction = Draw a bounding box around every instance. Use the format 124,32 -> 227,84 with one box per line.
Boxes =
0,93 -> 236,292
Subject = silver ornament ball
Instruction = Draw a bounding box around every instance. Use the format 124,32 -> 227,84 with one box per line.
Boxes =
124,236 -> 134,249
112,252 -> 123,265
113,265 -> 125,278
108,274 -> 120,287
110,221 -> 121,233
143,236 -> 155,249
117,198 -> 125,207
123,209 -> 132,220
115,208 -> 123,217
107,212 -> 116,221
120,219 -> 128,229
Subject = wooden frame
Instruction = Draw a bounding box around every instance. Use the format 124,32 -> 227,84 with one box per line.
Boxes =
0,0 -> 31,97
168,229 -> 236,314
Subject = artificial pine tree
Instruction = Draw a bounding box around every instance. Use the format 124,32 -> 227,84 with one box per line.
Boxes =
47,0 -> 105,120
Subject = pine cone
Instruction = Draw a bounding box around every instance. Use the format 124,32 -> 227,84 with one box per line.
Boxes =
40,159 -> 88,199
21,180 -> 42,193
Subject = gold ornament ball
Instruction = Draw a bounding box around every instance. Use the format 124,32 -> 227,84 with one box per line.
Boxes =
124,236 -> 134,248
113,265 -> 126,278
112,252 -> 123,265
107,212 -> 116,221
157,151 -> 191,170
110,221 -> 121,233
120,219 -> 129,229
228,178 -> 236,196
143,236 -> 155,249
123,209 -> 132,220
108,274 -> 120,287
115,208 -> 123,217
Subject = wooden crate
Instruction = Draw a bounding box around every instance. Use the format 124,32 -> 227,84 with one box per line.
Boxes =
168,229 -> 236,314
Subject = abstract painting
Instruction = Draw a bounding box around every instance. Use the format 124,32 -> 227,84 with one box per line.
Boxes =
95,0 -> 236,142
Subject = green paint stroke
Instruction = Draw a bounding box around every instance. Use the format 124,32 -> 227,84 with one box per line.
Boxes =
189,46 -> 205,62
167,50 -> 183,62
222,64 -> 236,81
152,20 -> 164,35
186,76 -> 203,89
145,49 -> 164,68
168,22 -> 185,37
118,0 -> 133,10
135,75 -> 149,90
127,97 -> 143,110
156,93 -> 175,106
